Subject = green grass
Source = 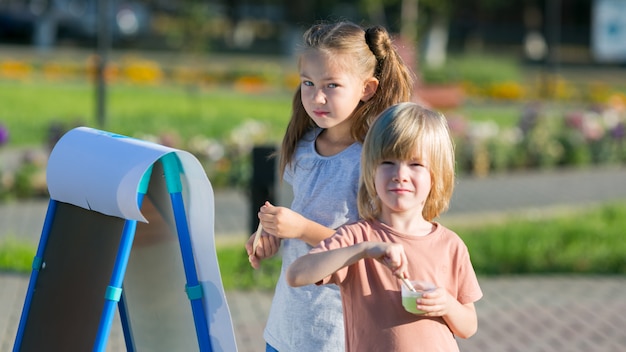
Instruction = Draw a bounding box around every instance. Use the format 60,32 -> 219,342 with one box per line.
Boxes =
3,201 -> 626,290
216,245 -> 282,290
0,80 -> 292,146
0,78 -> 552,149
0,237 -> 36,273
422,53 -> 522,86
453,102 -> 522,128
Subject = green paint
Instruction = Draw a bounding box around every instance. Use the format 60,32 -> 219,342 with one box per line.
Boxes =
402,295 -> 425,314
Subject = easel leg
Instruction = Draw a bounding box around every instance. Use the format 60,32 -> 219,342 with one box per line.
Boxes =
13,199 -> 58,352
93,217 -> 138,352
161,153 -> 212,352
118,289 -> 136,351
93,167 -> 151,351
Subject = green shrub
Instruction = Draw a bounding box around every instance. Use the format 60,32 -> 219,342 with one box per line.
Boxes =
461,202 -> 626,275
3,201 -> 626,289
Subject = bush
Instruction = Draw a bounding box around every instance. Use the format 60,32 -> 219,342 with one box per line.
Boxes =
461,202 -> 626,275
2,202 -> 625,289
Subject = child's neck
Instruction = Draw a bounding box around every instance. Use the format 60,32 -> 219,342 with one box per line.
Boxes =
315,129 -> 354,157
379,213 -> 435,237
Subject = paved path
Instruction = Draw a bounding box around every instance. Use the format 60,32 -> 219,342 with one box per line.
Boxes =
2,166 -> 626,351
3,273 -> 625,352
4,166 -> 626,244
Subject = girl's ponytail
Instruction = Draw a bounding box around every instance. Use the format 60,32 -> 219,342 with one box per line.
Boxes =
364,26 -> 415,111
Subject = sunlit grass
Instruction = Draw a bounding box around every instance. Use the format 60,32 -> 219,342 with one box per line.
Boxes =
0,80 -> 292,146
0,237 -> 36,273
0,78 -> 570,149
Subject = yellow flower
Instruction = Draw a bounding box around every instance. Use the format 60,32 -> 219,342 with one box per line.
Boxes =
0,60 -> 32,80
122,59 -> 163,85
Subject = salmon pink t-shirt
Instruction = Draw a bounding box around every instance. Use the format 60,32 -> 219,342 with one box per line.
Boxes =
311,220 -> 483,352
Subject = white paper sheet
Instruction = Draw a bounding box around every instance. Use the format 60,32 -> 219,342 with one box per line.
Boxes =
46,126 -> 238,351
47,127 -> 174,222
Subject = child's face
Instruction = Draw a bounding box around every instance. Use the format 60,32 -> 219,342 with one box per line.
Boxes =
374,155 -> 432,218
299,50 -> 372,133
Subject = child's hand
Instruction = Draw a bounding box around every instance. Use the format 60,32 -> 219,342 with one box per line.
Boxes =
367,242 -> 409,279
245,229 -> 281,269
415,287 -> 453,317
258,201 -> 306,239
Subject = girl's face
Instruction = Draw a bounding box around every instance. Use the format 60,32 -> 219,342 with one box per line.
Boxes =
299,50 -> 376,132
374,154 -> 432,219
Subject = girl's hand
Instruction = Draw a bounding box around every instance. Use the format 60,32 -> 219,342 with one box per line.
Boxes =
245,229 -> 281,269
366,242 -> 409,279
258,201 -> 306,239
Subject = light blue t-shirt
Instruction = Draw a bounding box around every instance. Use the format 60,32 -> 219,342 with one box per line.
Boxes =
264,128 -> 361,352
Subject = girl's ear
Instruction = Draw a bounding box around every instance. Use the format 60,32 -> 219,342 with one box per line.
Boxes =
361,77 -> 379,102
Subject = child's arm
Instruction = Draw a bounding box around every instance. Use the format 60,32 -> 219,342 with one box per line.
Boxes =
287,242 -> 369,286
416,289 -> 478,339
258,201 -> 335,246
287,241 -> 409,287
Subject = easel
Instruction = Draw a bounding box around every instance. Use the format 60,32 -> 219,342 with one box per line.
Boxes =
12,127 -> 236,351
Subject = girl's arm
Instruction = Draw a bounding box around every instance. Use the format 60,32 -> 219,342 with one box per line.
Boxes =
298,216 -> 337,245
258,201 -> 335,246
287,241 -> 409,287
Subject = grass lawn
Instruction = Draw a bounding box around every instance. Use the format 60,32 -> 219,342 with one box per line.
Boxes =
0,79 -> 572,148
0,80 -> 293,146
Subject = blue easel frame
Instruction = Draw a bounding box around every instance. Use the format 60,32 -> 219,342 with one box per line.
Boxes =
13,153 -> 213,352
161,153 -> 212,352
13,200 -> 57,352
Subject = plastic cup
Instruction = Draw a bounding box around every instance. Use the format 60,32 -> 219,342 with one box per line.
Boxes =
401,280 -> 435,314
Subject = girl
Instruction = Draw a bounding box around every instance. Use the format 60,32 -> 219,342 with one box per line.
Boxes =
246,21 -> 414,351
287,102 -> 483,351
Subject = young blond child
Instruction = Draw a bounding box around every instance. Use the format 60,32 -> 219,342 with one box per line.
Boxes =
287,102 -> 483,351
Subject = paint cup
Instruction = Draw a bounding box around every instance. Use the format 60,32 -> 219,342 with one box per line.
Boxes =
401,280 -> 436,314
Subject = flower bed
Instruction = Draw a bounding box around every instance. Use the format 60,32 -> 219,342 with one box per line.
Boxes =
452,95 -> 626,177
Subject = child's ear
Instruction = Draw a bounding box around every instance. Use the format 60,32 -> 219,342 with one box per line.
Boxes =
361,78 -> 379,102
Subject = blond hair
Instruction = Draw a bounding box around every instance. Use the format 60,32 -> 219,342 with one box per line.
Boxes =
358,102 -> 455,221
278,21 -> 415,179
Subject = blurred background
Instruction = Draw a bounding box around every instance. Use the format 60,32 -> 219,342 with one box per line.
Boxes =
1,0 -> 623,61
1,2 -> 626,351
1,0 -> 625,197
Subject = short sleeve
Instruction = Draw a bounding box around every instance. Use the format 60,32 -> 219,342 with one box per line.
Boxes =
310,224 -> 362,285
